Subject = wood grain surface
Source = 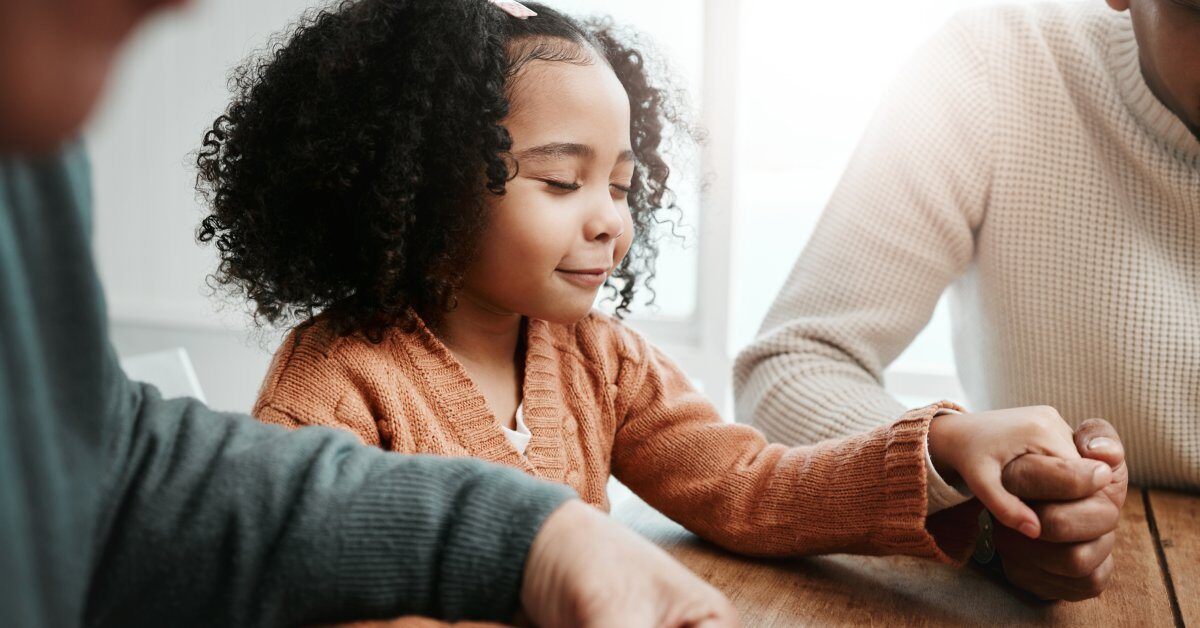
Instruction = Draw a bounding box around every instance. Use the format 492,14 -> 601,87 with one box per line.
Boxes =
1148,489 -> 1197,627
613,487 -> 1179,627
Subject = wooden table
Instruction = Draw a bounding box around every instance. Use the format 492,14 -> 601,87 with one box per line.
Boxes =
613,488 -> 1196,627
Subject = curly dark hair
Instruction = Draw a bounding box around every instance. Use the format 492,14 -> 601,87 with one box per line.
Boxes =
195,0 -> 694,340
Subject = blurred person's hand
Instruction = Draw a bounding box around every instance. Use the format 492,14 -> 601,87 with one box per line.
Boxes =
521,500 -> 739,628
993,419 -> 1128,601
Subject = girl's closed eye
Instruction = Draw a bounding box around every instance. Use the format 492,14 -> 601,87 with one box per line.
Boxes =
538,179 -> 631,196
541,178 -> 582,192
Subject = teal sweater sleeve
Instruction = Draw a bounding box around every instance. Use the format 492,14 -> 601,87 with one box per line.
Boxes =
0,146 -> 574,628
88,355 -> 574,626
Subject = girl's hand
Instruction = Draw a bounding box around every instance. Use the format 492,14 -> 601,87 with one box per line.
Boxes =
928,406 -> 1112,539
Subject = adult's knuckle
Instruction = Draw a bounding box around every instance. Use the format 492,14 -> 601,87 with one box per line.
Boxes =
1080,558 -> 1115,599
1064,546 -> 1095,577
1040,507 -> 1072,539
1059,460 -> 1093,492
1098,501 -> 1121,531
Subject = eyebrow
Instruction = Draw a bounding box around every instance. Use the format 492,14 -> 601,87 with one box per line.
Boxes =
514,142 -> 636,164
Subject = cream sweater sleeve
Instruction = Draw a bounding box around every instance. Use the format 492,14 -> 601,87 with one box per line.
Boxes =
734,16 -> 992,511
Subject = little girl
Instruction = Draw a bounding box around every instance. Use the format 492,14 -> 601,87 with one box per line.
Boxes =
197,0 -> 1098,569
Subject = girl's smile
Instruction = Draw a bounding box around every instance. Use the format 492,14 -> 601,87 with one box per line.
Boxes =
554,266 -> 612,289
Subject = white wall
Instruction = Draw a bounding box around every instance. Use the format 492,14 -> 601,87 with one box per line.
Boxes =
91,0 -> 333,411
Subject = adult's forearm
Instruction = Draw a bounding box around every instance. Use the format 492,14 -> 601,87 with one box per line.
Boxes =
734,340 -> 906,444
86,373 -> 574,626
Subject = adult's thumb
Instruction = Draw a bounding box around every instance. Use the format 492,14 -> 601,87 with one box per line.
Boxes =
1073,418 -> 1125,469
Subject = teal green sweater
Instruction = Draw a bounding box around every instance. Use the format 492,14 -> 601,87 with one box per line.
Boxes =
0,146 -> 575,626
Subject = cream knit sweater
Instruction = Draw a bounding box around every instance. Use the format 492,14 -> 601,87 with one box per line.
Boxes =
735,2 -> 1200,492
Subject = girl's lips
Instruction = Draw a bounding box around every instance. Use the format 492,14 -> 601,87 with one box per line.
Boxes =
555,268 -> 609,288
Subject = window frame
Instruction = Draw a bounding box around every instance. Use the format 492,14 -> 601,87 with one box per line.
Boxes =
624,0 -> 740,415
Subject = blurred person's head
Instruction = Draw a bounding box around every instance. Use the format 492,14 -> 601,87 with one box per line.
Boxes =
0,0 -> 183,153
1108,0 -> 1200,140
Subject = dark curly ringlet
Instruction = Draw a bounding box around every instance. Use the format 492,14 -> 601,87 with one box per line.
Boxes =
196,0 -> 694,341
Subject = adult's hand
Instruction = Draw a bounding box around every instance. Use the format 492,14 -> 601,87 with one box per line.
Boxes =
521,499 -> 739,628
993,419 -> 1129,601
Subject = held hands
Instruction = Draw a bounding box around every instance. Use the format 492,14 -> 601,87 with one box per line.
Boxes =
994,419 -> 1128,600
931,409 -> 1128,601
520,500 -> 739,628
928,406 -> 1112,539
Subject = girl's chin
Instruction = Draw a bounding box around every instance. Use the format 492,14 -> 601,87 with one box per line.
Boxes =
534,300 -> 597,326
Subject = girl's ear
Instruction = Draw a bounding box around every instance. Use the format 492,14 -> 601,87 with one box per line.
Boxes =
1105,0 -> 1131,11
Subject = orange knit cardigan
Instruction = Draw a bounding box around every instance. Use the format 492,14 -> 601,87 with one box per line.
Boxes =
254,312 -> 980,564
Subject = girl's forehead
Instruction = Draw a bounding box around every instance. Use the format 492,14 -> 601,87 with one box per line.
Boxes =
506,56 -> 625,111
504,59 -> 630,141
504,60 -> 632,159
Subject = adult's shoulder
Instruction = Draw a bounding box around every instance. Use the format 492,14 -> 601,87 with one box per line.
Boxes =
943,2 -> 1123,64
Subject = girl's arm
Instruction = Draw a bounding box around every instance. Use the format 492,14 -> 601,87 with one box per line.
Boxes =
610,328 -> 981,563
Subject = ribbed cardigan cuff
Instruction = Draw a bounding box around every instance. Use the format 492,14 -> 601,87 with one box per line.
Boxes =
877,401 -> 979,564
332,459 -> 576,622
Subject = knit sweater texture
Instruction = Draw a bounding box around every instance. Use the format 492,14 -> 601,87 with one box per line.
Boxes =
255,312 -> 982,564
734,3 -> 1200,490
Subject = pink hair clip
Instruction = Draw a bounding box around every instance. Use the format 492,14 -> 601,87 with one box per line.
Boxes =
489,0 -> 537,19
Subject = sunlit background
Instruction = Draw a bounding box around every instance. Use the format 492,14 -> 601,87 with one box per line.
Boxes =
92,0 -> 1038,412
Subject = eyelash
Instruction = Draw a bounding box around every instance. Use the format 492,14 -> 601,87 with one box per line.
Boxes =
542,179 -> 633,195
543,179 -> 582,191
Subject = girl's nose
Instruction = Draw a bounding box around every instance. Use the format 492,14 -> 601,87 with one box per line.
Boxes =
585,190 -> 626,243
